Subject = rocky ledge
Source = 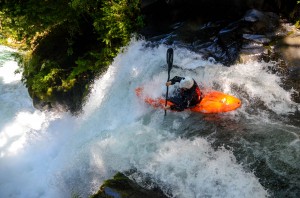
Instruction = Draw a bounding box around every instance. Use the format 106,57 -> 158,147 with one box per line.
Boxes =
93,2 -> 300,197
90,173 -> 167,198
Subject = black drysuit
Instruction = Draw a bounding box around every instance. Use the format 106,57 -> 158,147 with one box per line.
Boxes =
168,76 -> 202,111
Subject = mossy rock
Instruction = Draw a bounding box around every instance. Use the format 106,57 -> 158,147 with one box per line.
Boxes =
90,173 -> 167,198
23,19 -> 98,113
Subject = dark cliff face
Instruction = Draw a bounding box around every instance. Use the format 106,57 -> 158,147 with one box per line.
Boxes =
139,0 -> 300,104
139,0 -> 298,64
140,0 -> 297,38
139,0 -> 284,66
163,0 -> 296,13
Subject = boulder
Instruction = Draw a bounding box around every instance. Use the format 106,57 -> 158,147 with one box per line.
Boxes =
242,9 -> 279,34
91,172 -> 167,198
141,0 -> 159,9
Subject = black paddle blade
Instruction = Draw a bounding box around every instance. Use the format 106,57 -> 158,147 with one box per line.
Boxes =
167,48 -> 173,72
165,48 -> 173,116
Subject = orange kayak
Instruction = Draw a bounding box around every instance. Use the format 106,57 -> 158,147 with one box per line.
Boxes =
135,87 -> 241,113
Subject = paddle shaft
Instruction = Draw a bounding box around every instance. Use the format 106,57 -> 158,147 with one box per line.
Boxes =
165,48 -> 173,116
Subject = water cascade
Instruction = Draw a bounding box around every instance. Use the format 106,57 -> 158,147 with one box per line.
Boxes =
0,40 -> 299,197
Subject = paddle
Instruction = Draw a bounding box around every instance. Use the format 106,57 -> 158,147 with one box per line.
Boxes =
165,48 -> 173,116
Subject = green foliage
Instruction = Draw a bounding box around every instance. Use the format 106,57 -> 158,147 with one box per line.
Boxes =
90,173 -> 131,198
0,0 -> 75,46
296,21 -> 300,29
95,0 -> 142,48
90,172 -> 167,198
71,192 -> 82,198
22,57 -> 63,99
0,0 -> 143,111
294,1 -> 300,29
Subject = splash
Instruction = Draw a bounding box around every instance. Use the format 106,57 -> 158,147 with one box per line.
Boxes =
2,39 -> 299,197
91,122 -> 268,198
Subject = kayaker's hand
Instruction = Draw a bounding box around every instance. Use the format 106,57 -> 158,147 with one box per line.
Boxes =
164,105 -> 171,110
166,81 -> 172,86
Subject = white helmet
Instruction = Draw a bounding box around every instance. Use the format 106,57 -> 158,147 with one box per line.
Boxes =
179,76 -> 194,89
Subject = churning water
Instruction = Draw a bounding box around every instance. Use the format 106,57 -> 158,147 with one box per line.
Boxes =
0,40 -> 299,198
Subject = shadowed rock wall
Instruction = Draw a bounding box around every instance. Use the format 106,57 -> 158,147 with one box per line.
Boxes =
141,0 -> 297,35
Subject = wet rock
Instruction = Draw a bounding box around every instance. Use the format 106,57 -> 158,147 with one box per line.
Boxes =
288,66 -> 300,80
141,0 -> 159,9
242,9 -> 279,34
238,47 -> 266,63
32,95 -> 53,111
164,0 -> 276,18
238,34 -> 270,63
215,21 -> 243,65
271,29 -> 300,103
242,34 -> 271,44
236,9 -> 281,63
91,173 -> 167,198
140,1 -> 297,67
275,32 -> 300,68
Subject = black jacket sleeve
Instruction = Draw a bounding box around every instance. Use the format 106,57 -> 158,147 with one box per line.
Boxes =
170,90 -> 191,111
169,80 -> 201,112
170,103 -> 185,111
170,76 -> 184,85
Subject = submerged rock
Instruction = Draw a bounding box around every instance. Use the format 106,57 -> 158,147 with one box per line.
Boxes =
243,9 -> 279,33
289,66 -> 300,80
141,7 -> 285,65
90,3 -> 300,198
276,33 -> 300,68
273,30 -> 300,103
91,173 -> 167,198
242,34 -> 271,44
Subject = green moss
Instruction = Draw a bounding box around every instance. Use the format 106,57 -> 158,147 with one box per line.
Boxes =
90,173 -> 167,198
290,2 -> 300,29
295,20 -> 300,29
90,173 -> 129,198
0,0 -> 144,112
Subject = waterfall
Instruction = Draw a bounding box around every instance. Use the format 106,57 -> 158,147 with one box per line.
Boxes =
0,40 -> 299,198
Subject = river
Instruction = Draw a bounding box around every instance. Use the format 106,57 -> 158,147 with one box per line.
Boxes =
0,40 -> 299,198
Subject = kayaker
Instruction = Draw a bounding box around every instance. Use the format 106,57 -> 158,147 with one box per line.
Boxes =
165,76 -> 202,111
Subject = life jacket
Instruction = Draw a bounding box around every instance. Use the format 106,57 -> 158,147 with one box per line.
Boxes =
171,80 -> 202,111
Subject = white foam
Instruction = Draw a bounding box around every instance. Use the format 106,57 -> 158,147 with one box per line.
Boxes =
92,122 -> 268,198
0,60 -> 22,84
2,39 -> 299,197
